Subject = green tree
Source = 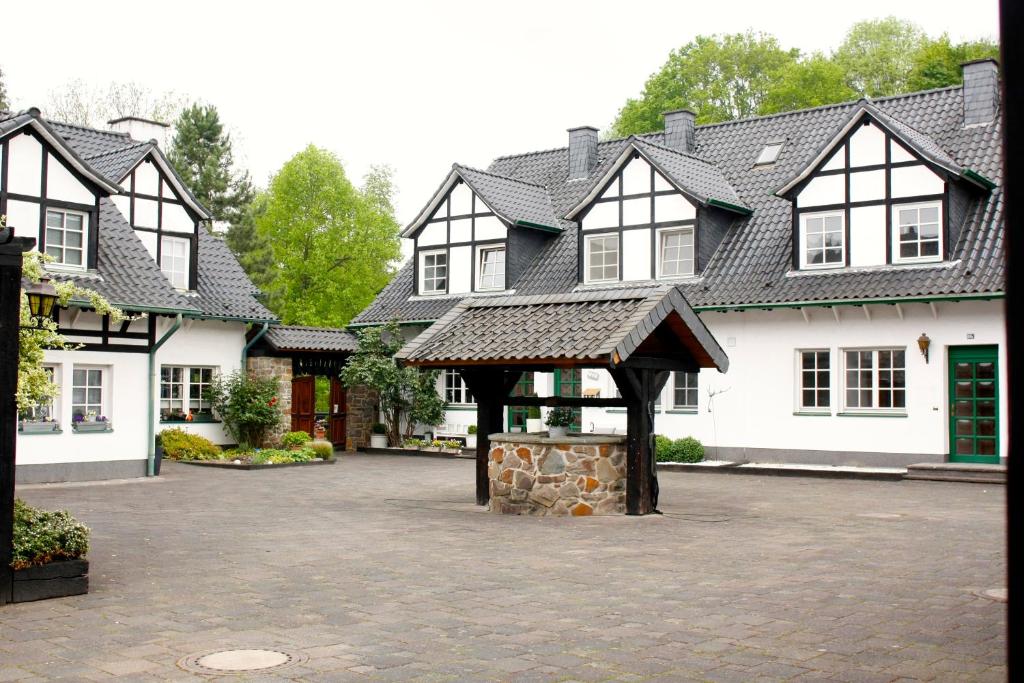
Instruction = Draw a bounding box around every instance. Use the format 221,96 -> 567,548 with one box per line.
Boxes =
255,146 -> 401,327
833,17 -> 926,97
225,191 -> 273,289
167,104 -> 254,228
0,65 -> 9,110
908,35 -> 1000,91
340,321 -> 445,446
611,32 -> 799,135
761,53 -> 857,115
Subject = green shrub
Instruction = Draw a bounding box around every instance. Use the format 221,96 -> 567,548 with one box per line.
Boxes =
527,405 -> 541,419
159,428 -> 222,461
12,499 -> 90,570
371,422 -> 387,434
209,371 -> 283,449
403,438 -> 424,448
281,430 -> 312,448
251,447 -> 316,465
656,435 -> 705,463
309,440 -> 334,460
467,424 -> 477,435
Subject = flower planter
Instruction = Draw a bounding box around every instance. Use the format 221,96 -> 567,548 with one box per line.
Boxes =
12,559 -> 89,603
548,426 -> 568,439
465,434 -> 477,448
20,421 -> 59,434
370,434 -> 388,448
526,418 -> 544,434
73,422 -> 111,433
442,447 -> 462,454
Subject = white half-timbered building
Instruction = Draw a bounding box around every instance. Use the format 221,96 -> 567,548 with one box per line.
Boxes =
353,59 -> 1006,468
2,108 -> 276,483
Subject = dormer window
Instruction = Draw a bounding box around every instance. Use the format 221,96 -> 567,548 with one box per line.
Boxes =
477,246 -> 505,290
160,236 -> 190,290
420,250 -> 448,295
755,141 -> 784,166
45,209 -> 87,269
657,227 -> 695,278
800,211 -> 845,268
585,234 -> 619,283
894,202 -> 941,263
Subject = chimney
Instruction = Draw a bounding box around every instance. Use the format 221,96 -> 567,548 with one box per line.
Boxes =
107,116 -> 170,147
663,109 -> 696,153
567,126 -> 598,180
961,59 -> 999,127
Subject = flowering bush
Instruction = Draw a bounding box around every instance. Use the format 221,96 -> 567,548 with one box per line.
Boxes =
545,406 -> 576,428
209,371 -> 282,448
12,500 -> 90,570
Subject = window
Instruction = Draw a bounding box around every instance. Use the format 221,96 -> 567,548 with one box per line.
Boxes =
894,202 -> 941,262
19,366 -> 58,423
672,371 -> 699,410
478,246 -> 505,290
755,142 -> 784,166
45,209 -> 86,268
586,234 -> 619,282
160,366 -> 215,420
798,350 -> 830,411
421,250 -> 447,294
843,349 -> 906,411
801,212 -> 844,268
658,228 -> 695,278
72,366 -> 105,421
161,236 -> 190,289
443,369 -> 472,404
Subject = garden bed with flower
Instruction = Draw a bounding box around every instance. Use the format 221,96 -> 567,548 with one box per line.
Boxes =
362,438 -> 474,459
10,500 -> 90,603
159,427 -> 336,470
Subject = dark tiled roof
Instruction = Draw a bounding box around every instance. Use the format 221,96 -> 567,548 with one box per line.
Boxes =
632,138 -> 748,211
82,141 -> 153,182
193,230 -> 276,321
455,165 -> 564,230
350,259 -> 462,325
396,287 -> 727,371
49,120 -> 136,167
262,325 -> 359,353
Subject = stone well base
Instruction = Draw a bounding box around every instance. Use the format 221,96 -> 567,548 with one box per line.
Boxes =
487,433 -> 627,516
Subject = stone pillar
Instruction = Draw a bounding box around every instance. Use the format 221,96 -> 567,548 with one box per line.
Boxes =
246,356 -> 292,442
345,384 -> 378,451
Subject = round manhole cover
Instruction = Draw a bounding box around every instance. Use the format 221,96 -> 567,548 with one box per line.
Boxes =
178,648 -> 308,675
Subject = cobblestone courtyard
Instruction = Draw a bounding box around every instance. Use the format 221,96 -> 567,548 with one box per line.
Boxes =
2,455 -> 1006,682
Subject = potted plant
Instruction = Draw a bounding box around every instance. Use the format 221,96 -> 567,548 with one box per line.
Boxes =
73,414 -> 110,433
526,405 -> 543,433
546,407 -> 575,439
465,425 -> 478,448
370,422 -> 389,448
20,418 -> 58,434
442,439 -> 463,454
313,418 -> 327,440
427,439 -> 444,452
402,438 -> 423,450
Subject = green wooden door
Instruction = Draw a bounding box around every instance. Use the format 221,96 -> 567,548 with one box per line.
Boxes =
554,368 -> 583,432
507,373 -> 535,432
948,346 -> 999,464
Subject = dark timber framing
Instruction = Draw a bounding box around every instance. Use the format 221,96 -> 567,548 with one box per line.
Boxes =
411,179 -> 507,296
786,114 -> 960,270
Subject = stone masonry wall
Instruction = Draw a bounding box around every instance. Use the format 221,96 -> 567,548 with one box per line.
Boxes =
346,384 -> 378,451
246,356 -> 292,443
488,437 -> 627,516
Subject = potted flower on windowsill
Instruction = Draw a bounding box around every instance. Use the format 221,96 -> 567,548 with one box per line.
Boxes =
526,405 -> 543,434
20,418 -> 59,434
72,413 -> 111,433
545,407 -> 575,439
370,422 -> 388,448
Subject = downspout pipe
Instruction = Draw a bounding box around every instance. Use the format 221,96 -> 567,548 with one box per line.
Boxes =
241,322 -> 270,367
147,314 -> 182,476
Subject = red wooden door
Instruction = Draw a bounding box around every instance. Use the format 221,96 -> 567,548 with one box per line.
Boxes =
329,377 -> 347,448
291,375 -> 316,435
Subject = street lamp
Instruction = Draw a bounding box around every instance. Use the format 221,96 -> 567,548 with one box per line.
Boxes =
22,277 -> 58,328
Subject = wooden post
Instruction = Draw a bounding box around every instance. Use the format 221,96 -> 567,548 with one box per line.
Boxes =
611,367 -> 669,515
0,234 -> 35,605
460,369 -> 520,507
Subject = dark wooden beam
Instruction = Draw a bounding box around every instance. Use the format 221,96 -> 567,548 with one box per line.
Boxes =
618,354 -> 701,372
610,367 -> 668,515
460,369 -> 520,506
503,396 -> 627,408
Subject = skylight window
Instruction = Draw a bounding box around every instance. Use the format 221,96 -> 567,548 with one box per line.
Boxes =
755,141 -> 784,166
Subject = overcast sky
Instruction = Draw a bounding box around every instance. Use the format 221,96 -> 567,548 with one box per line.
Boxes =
2,0 -> 999,233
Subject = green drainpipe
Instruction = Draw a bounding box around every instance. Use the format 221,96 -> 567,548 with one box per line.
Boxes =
147,314 -> 182,476
241,322 -> 270,367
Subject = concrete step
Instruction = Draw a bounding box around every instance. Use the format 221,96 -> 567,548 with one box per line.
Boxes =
904,462 -> 1005,484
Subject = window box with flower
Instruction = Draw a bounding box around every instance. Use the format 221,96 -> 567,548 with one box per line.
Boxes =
72,413 -> 111,433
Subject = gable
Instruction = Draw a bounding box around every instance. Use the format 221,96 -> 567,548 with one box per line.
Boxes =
581,154 -> 697,231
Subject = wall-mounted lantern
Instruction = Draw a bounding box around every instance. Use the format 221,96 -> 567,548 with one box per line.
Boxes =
22,277 -> 58,329
917,333 -> 931,364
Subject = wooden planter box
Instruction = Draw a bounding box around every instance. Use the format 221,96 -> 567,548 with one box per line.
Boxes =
73,422 -> 111,433
12,559 -> 89,603
20,421 -> 59,434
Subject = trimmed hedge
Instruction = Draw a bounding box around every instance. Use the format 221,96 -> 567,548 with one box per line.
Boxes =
159,428 -> 222,461
655,435 -> 705,463
12,499 -> 90,570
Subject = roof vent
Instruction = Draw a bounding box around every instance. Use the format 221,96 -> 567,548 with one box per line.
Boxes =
107,115 -> 170,148
663,109 -> 695,154
962,59 -> 998,127
567,126 -> 598,180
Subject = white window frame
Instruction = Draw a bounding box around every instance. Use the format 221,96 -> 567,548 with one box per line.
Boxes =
671,371 -> 699,410
656,227 -> 695,279
476,245 -> 506,291
420,249 -> 448,295
800,210 -> 845,270
71,365 -> 109,424
892,201 -> 942,264
584,233 -> 619,283
20,365 -> 60,424
160,366 -> 217,421
160,235 -> 190,290
796,349 -> 831,414
44,208 -> 88,270
755,142 -> 784,166
442,369 -> 473,405
840,347 -> 907,414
